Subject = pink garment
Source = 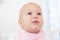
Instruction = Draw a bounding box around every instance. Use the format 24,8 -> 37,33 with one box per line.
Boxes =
15,28 -> 45,40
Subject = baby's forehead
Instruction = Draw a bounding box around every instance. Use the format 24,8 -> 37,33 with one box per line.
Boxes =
20,2 -> 42,12
23,2 -> 40,8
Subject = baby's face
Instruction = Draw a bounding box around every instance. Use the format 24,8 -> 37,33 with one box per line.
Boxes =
18,3 -> 43,33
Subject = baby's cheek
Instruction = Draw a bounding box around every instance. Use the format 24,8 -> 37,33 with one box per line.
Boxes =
39,17 -> 43,22
26,17 -> 32,22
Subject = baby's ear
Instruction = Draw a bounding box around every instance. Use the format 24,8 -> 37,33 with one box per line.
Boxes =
18,19 -> 22,25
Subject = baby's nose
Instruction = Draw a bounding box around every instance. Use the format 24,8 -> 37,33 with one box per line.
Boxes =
33,15 -> 38,19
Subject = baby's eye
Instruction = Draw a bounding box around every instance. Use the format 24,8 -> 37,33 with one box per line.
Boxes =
37,13 -> 42,15
27,12 -> 32,15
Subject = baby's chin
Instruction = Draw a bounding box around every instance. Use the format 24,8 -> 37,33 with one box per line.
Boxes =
31,25 -> 42,30
27,27 -> 41,33
27,29 -> 40,33
21,25 -> 42,33
31,23 -> 42,27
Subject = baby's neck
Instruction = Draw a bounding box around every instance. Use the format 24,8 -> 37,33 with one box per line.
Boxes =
27,30 -> 40,34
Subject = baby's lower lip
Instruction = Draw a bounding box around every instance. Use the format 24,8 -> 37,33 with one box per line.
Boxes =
32,21 -> 39,24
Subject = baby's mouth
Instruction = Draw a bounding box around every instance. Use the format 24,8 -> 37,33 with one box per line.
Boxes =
32,20 -> 39,24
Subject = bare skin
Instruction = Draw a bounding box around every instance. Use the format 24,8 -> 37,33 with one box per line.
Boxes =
18,2 -> 43,33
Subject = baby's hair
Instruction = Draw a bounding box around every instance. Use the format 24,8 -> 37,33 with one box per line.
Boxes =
19,2 -> 42,19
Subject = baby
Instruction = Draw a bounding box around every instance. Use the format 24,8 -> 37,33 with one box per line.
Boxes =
8,2 -> 45,40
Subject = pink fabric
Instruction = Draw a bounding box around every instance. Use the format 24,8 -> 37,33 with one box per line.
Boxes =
16,28 -> 45,40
